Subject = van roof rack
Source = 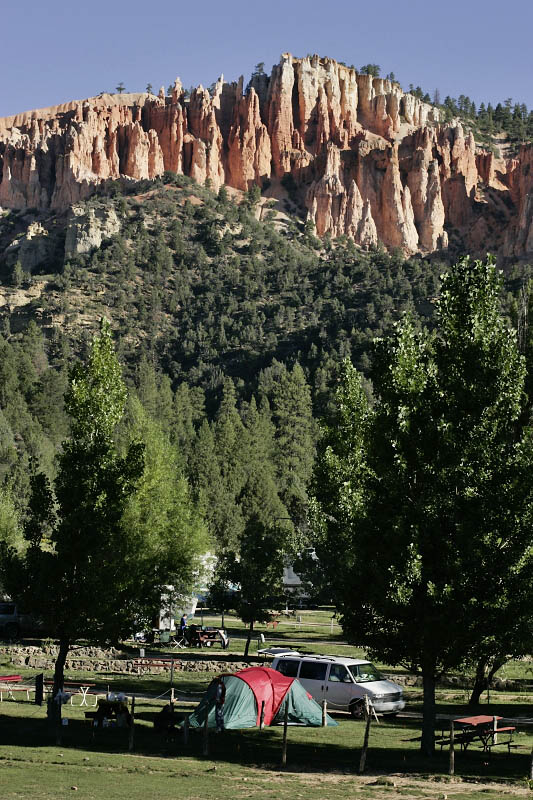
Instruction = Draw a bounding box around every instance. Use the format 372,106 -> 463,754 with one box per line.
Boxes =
301,655 -> 337,661
277,653 -> 337,662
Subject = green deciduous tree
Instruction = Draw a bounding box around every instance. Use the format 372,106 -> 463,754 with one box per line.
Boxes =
2,321 -> 149,706
0,487 -> 23,592
120,397 -> 208,616
313,257 -> 533,755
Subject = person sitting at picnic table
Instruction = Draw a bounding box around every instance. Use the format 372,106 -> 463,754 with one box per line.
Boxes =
154,703 -> 178,738
186,623 -> 207,647
179,614 -> 188,635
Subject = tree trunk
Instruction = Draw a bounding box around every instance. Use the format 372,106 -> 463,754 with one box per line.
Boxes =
244,620 -> 254,658
48,637 -> 70,723
468,656 -> 489,706
421,665 -> 436,756
468,655 -> 506,706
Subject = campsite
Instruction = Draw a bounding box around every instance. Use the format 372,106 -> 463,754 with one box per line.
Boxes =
1,610 -> 532,800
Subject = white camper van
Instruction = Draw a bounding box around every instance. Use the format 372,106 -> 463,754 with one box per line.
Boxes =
271,653 -> 405,717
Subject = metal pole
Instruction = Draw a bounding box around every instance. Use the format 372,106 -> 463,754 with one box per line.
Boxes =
321,699 -> 327,727
260,701 -> 265,729
170,658 -> 174,693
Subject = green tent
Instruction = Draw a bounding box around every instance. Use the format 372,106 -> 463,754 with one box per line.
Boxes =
188,666 -> 337,729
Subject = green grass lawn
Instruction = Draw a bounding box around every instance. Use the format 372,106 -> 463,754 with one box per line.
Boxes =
0,694 -> 532,800
1,612 -> 533,798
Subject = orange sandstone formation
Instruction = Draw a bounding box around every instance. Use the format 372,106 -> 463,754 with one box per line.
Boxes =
0,54 -> 529,257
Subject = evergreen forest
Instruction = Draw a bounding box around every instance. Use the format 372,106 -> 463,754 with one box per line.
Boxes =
0,174 -> 529,567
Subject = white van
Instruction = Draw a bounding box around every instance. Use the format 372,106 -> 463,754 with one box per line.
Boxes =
271,653 -> 405,717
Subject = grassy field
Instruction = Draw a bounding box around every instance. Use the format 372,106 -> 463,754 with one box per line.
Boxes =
0,694 -> 532,800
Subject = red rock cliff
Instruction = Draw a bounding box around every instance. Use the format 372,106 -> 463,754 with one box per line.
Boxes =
0,54 -> 529,257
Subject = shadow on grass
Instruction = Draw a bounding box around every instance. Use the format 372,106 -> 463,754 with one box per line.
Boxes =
0,706 -> 530,783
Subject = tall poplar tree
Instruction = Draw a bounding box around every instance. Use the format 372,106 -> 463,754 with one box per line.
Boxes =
314,257 -> 533,755
2,322 -> 148,703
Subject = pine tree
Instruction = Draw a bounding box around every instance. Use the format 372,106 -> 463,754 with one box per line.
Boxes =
269,363 -> 316,518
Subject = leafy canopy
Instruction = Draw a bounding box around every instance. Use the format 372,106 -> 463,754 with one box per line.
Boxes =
313,257 -> 533,753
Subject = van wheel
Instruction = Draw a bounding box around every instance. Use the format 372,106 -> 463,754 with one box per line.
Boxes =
4,622 -> 20,640
349,699 -> 365,719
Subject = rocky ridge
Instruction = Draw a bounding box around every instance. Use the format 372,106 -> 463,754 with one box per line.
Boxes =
1,53 -> 532,257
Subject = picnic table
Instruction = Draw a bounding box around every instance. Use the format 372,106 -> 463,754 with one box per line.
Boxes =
440,715 -> 516,753
0,674 -> 33,701
85,698 -> 131,729
44,679 -> 99,706
186,625 -> 229,649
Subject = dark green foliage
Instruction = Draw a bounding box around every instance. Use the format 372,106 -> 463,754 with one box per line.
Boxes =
0,180 -> 524,575
2,321 -> 146,700
226,515 -> 287,656
313,257 -> 533,755
360,64 -> 381,77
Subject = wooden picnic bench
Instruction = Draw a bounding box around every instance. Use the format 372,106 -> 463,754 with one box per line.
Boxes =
133,657 -> 173,673
438,715 -> 516,754
185,626 -> 229,649
44,678 -> 99,706
0,674 -> 34,701
84,698 -> 132,737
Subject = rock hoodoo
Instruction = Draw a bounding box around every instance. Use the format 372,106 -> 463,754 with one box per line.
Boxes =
0,53 -> 529,257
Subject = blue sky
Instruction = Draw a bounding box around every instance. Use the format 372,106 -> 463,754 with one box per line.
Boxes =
2,0 -> 532,118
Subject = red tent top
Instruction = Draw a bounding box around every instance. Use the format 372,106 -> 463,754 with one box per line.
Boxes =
233,667 -> 294,726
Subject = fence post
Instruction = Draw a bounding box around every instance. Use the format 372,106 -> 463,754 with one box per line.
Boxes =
35,673 -> 44,706
493,714 -> 498,745
358,695 -> 372,775
281,702 -> 289,766
321,699 -> 327,727
448,720 -> 455,776
260,701 -> 265,729
55,693 -> 63,746
128,696 -> 136,752
183,713 -> 189,746
203,707 -> 209,756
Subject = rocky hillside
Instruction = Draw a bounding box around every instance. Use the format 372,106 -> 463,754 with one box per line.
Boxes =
1,53 -> 532,259
0,177 -> 448,400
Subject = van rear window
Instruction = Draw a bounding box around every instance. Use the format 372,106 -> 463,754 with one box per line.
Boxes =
299,661 -> 327,681
276,659 -> 299,677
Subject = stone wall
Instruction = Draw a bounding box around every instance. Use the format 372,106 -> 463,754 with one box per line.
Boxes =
0,645 -> 254,675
